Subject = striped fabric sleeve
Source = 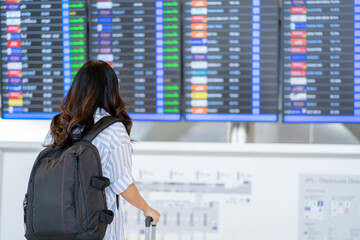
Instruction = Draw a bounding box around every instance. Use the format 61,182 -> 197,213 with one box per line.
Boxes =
106,141 -> 135,195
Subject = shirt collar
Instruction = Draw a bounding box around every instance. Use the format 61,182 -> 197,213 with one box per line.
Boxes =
95,107 -> 111,117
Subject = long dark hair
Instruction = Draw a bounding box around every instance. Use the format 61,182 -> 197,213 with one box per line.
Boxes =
47,60 -> 132,149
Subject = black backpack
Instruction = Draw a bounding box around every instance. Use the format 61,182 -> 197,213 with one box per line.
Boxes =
24,116 -> 124,240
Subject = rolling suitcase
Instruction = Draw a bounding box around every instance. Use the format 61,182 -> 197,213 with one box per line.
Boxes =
145,217 -> 156,240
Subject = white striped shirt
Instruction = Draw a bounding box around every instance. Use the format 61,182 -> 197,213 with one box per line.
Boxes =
44,108 -> 134,240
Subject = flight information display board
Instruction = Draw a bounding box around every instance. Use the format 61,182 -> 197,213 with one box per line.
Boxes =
89,0 -> 182,121
1,0 -> 87,119
282,1 -> 360,123
183,0 -> 279,122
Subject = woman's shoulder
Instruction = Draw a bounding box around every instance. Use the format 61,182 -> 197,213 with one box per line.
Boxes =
92,108 -> 131,147
92,120 -> 131,147
103,121 -> 129,139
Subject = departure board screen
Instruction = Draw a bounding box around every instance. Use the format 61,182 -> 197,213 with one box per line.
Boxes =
183,0 -> 279,122
89,0 -> 182,121
282,1 -> 360,123
1,0 -> 87,119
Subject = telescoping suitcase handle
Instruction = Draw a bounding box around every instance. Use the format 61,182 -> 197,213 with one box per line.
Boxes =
145,217 -> 156,240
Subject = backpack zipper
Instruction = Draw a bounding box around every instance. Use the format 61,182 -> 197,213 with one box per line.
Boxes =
29,159 -> 44,235
73,151 -> 83,234
83,141 -> 108,211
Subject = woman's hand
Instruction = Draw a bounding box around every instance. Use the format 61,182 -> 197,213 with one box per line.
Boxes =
120,184 -> 160,225
143,206 -> 161,225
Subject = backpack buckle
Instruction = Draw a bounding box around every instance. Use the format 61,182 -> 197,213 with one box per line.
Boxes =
99,210 -> 114,224
91,176 -> 110,190
70,124 -> 84,141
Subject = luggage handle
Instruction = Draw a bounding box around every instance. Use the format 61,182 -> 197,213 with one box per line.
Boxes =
145,217 -> 156,240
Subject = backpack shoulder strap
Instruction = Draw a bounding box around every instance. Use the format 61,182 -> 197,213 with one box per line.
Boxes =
82,116 -> 125,142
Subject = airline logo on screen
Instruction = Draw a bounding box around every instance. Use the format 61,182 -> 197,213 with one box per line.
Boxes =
190,1 -> 209,114
289,3 -> 308,116
93,1 -> 116,67
5,0 -> 23,114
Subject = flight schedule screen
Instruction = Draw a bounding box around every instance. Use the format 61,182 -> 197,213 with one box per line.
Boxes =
89,0 -> 182,121
183,0 -> 279,122
282,1 -> 360,123
1,0 -> 87,119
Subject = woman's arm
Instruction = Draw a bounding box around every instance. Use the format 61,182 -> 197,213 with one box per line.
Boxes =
120,183 -> 160,225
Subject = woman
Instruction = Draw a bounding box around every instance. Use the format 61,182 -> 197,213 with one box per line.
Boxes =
44,60 -> 160,239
